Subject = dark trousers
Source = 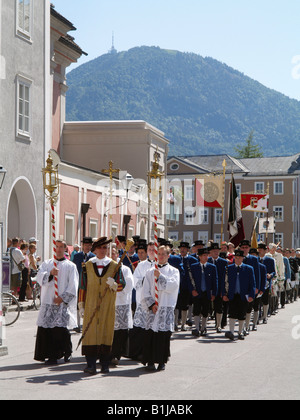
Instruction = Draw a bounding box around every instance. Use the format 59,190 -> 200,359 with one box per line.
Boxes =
86,353 -> 111,370
193,294 -> 210,318
229,294 -> 248,321
19,268 -> 29,301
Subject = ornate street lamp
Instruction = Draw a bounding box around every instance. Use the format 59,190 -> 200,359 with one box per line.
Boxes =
42,153 -> 60,206
42,152 -> 60,298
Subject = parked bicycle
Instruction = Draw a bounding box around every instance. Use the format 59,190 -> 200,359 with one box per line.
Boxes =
31,278 -> 41,310
1,291 -> 21,326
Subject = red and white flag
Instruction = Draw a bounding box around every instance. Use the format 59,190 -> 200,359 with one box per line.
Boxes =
240,193 -> 269,213
195,175 -> 224,209
228,175 -> 245,247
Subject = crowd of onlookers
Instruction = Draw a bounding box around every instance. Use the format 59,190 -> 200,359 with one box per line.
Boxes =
6,237 -> 40,301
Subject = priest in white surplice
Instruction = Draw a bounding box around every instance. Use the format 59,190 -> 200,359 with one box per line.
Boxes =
110,246 -> 134,364
34,240 -> 79,365
128,242 -> 156,360
142,245 -> 180,372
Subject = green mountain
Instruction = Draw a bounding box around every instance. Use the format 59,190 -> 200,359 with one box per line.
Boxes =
66,46 -> 300,157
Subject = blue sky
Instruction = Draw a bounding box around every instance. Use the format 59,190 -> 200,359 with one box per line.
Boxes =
53,0 -> 300,100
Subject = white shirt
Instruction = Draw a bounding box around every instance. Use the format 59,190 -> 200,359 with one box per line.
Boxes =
10,247 -> 25,275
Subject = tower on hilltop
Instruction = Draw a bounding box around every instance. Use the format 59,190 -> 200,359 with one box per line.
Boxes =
109,32 -> 117,54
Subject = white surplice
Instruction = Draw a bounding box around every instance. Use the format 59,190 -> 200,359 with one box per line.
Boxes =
142,263 -> 180,333
114,264 -> 134,330
133,259 -> 155,329
36,258 -> 79,330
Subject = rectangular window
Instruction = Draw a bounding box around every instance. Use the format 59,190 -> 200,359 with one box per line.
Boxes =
184,184 -> 194,201
215,209 -> 223,224
183,231 -> 194,246
235,184 -> 242,198
184,207 -> 195,225
274,233 -> 284,247
273,206 -> 284,222
17,0 -> 32,39
214,233 -> 222,244
16,75 -> 32,139
169,232 -> 178,242
274,182 -> 284,195
89,219 -> 98,240
255,182 -> 265,194
65,214 -> 75,246
199,209 -> 208,225
198,231 -> 208,244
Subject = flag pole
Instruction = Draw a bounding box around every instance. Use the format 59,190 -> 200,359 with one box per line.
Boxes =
221,159 -> 227,242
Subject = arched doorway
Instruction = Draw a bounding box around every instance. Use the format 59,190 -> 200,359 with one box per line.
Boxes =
7,178 -> 37,241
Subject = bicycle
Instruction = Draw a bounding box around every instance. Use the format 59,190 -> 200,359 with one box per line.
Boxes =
1,291 -> 21,326
31,279 -> 41,310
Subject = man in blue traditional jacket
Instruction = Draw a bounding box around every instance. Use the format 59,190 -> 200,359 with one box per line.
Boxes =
223,249 -> 256,341
189,248 -> 218,337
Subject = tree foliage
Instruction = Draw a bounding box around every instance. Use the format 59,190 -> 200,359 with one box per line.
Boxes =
234,131 -> 264,158
66,46 -> 300,157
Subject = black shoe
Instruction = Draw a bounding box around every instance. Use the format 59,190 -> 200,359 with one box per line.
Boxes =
101,363 -> 110,374
45,359 -> 57,365
84,366 -> 97,375
252,325 -> 257,332
200,328 -> 207,337
263,318 -> 268,324
145,363 -> 156,372
64,355 -> 72,363
216,327 -> 222,333
157,363 -> 165,371
225,331 -> 235,341
192,329 -> 200,337
238,333 -> 245,340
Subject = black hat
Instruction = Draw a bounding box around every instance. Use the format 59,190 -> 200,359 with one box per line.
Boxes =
117,235 -> 126,243
138,239 -> 147,246
198,248 -> 209,256
132,235 -> 140,243
193,240 -> 204,247
235,249 -> 244,257
249,248 -> 259,255
239,239 -> 251,247
258,243 -> 267,250
179,242 -> 190,249
165,241 -> 173,249
158,238 -> 167,245
82,237 -> 93,244
209,243 -> 221,251
91,237 -> 112,252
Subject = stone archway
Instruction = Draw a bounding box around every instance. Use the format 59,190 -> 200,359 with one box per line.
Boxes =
7,178 -> 37,241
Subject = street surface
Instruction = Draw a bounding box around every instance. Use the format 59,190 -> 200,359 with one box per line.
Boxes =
1,301 -> 300,400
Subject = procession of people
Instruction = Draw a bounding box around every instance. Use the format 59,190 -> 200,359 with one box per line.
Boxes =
33,234 -> 300,375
